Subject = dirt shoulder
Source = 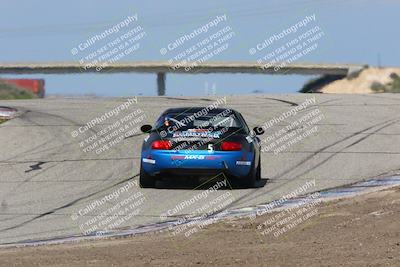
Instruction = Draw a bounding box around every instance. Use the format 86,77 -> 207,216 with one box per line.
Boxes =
1,187 -> 399,267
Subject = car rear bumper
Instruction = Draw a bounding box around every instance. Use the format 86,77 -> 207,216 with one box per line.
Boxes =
141,150 -> 253,178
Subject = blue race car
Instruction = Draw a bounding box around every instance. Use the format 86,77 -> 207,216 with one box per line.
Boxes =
139,107 -> 264,188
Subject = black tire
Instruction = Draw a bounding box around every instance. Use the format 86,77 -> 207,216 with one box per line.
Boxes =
256,156 -> 261,181
139,164 -> 156,188
244,156 -> 260,188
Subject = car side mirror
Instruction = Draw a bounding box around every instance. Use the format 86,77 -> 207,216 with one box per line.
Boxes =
140,124 -> 153,133
253,126 -> 265,135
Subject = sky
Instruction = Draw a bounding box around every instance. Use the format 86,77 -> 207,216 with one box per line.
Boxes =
0,0 -> 399,96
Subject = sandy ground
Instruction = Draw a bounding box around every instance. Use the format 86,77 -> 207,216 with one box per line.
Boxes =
0,186 -> 399,267
321,67 -> 400,93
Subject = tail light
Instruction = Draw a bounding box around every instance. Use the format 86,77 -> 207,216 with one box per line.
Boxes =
151,140 -> 172,150
221,141 -> 242,151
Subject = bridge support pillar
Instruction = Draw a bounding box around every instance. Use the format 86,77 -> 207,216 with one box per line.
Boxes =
157,72 -> 166,96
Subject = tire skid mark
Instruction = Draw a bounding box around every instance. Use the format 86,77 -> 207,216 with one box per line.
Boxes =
0,163 -> 63,221
163,97 -> 213,102
222,117 -> 400,210
1,160 -> 135,213
263,97 -> 299,106
1,111 -> 65,162
0,109 -> 105,225
0,157 -> 140,165
0,174 -> 139,232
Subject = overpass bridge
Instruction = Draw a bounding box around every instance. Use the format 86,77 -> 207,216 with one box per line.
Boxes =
0,61 -> 365,95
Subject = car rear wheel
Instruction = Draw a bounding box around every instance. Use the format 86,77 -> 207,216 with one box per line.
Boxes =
244,156 -> 260,188
139,164 -> 156,188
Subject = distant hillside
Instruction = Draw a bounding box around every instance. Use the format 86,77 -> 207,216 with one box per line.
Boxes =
0,80 -> 37,99
300,67 -> 400,93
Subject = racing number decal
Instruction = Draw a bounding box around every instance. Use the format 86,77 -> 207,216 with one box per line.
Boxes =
208,144 -> 214,152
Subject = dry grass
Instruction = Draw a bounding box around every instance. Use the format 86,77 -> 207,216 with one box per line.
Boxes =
0,80 -> 36,100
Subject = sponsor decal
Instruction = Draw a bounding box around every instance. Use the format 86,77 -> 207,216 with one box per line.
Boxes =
188,129 -> 209,133
171,155 -> 186,160
184,155 -> 205,160
173,130 -> 222,139
170,155 -> 222,160
236,160 -> 251,166
142,158 -> 156,164
205,156 -> 222,160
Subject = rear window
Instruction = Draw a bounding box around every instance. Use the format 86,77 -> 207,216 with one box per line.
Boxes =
154,110 -> 243,132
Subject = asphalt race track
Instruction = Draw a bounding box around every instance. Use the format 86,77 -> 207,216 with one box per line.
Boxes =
1,94 -> 400,245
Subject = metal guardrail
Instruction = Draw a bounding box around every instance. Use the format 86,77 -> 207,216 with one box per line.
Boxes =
0,61 -> 365,95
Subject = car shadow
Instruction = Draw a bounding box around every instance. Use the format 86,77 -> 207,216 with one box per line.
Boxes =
154,177 -> 269,190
